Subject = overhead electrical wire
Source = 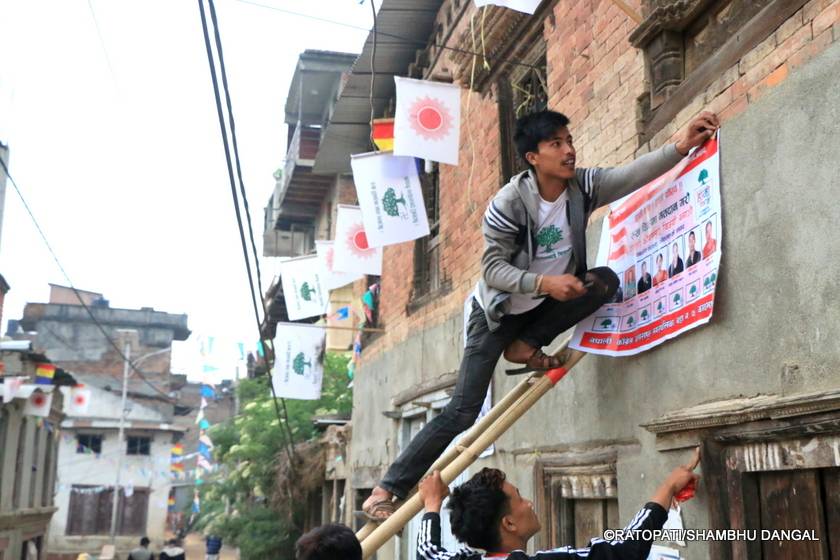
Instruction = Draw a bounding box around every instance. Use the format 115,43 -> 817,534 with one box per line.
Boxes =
0,157 -> 176,403
234,0 -> 542,70
196,0 -> 298,470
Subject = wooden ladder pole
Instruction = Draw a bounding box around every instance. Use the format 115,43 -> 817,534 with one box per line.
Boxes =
360,349 -> 587,558
355,374 -> 534,542
608,0 -> 642,24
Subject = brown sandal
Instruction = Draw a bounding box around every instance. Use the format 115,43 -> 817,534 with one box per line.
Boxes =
506,348 -> 564,376
362,496 -> 398,522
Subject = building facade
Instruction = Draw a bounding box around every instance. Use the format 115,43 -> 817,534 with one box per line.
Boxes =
16,287 -> 190,558
262,50 -> 364,351
309,0 -> 840,558
0,344 -> 68,560
47,378 -> 184,559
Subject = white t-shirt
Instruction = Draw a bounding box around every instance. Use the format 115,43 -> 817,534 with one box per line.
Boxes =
506,191 -> 574,314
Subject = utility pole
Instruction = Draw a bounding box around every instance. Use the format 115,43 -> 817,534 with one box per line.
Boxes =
110,340 -> 131,544
109,339 -> 171,544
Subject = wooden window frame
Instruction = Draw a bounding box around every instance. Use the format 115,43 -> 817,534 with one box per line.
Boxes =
632,0 -> 810,145
76,433 -> 103,455
408,161 -> 448,312
533,458 -> 618,550
643,388 -> 840,560
126,435 -> 151,456
498,44 -> 548,183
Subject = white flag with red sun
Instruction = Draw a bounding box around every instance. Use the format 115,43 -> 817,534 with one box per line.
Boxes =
24,389 -> 53,417
333,205 -> 382,276
316,240 -> 364,290
474,0 -> 542,14
68,386 -> 92,416
277,254 -> 329,321
394,77 -> 461,165
351,152 -> 430,247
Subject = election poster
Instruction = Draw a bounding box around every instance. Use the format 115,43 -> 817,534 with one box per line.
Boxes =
271,325 -> 325,400
571,135 -> 722,356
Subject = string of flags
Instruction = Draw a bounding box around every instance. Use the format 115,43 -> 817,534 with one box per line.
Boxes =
275,1 -> 546,395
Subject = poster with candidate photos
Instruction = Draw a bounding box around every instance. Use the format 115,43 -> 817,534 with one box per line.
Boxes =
571,134 -> 722,356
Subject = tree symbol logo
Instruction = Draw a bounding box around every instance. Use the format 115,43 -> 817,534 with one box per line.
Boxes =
674,293 -> 682,304
382,187 -> 407,219
698,168 -> 710,185
292,352 -> 311,375
600,318 -> 613,329
627,316 -> 635,327
300,282 -> 316,302
657,302 -> 664,313
689,285 -> 698,297
536,225 -> 563,251
641,309 -> 649,321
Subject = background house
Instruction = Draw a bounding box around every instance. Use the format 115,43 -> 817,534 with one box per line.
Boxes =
0,343 -> 70,560
47,376 -> 184,559
13,287 -> 190,558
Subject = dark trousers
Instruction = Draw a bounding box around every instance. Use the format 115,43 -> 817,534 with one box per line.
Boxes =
379,267 -> 619,498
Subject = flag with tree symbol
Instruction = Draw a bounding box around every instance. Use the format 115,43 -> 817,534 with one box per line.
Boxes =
351,152 -> 430,247
271,324 -> 325,400
278,254 -> 329,321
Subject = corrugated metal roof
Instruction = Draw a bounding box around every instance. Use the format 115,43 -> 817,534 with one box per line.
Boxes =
314,0 -> 444,174
284,50 -> 358,126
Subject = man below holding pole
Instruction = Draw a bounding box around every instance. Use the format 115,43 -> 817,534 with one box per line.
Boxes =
362,109 -> 719,520
416,449 -> 701,559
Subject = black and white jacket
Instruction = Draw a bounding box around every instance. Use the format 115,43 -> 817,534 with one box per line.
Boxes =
416,502 -> 668,560
477,144 -> 684,331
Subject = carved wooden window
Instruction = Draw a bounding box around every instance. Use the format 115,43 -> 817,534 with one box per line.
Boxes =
642,388 -> 840,559
412,160 -> 441,301
535,461 -> 619,549
631,0 -> 809,143
498,49 -> 548,182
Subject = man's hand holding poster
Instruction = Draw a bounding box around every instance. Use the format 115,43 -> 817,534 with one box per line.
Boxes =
571,135 -> 722,356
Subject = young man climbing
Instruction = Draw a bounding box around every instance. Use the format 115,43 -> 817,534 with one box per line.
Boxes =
363,109 -> 720,521
415,448 -> 701,559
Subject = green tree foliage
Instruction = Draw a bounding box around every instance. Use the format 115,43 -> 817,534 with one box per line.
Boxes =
292,352 -> 311,375
300,282 -> 316,302
195,353 -> 353,559
382,187 -> 406,217
536,225 -> 563,250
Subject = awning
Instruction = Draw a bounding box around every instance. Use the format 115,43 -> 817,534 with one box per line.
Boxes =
314,0 -> 444,174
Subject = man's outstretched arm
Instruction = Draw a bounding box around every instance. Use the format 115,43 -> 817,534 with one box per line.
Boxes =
587,112 -> 720,209
516,448 -> 701,560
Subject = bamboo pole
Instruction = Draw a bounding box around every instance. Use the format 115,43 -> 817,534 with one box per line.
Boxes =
355,374 -> 535,542
357,338 -> 573,543
608,0 -> 642,24
360,349 -> 587,558
273,321 -> 386,333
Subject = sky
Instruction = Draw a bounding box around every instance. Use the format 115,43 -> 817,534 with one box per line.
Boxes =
0,0 -> 377,381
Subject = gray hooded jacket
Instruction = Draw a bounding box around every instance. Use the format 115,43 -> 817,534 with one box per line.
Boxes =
477,143 -> 684,331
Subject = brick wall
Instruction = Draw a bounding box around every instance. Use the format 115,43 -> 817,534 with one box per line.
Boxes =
360,0 -> 840,364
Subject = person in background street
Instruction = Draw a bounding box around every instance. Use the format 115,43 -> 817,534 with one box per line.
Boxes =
127,537 -> 154,560
295,524 -> 362,560
416,448 -> 701,559
205,534 -> 223,560
159,539 -> 185,560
